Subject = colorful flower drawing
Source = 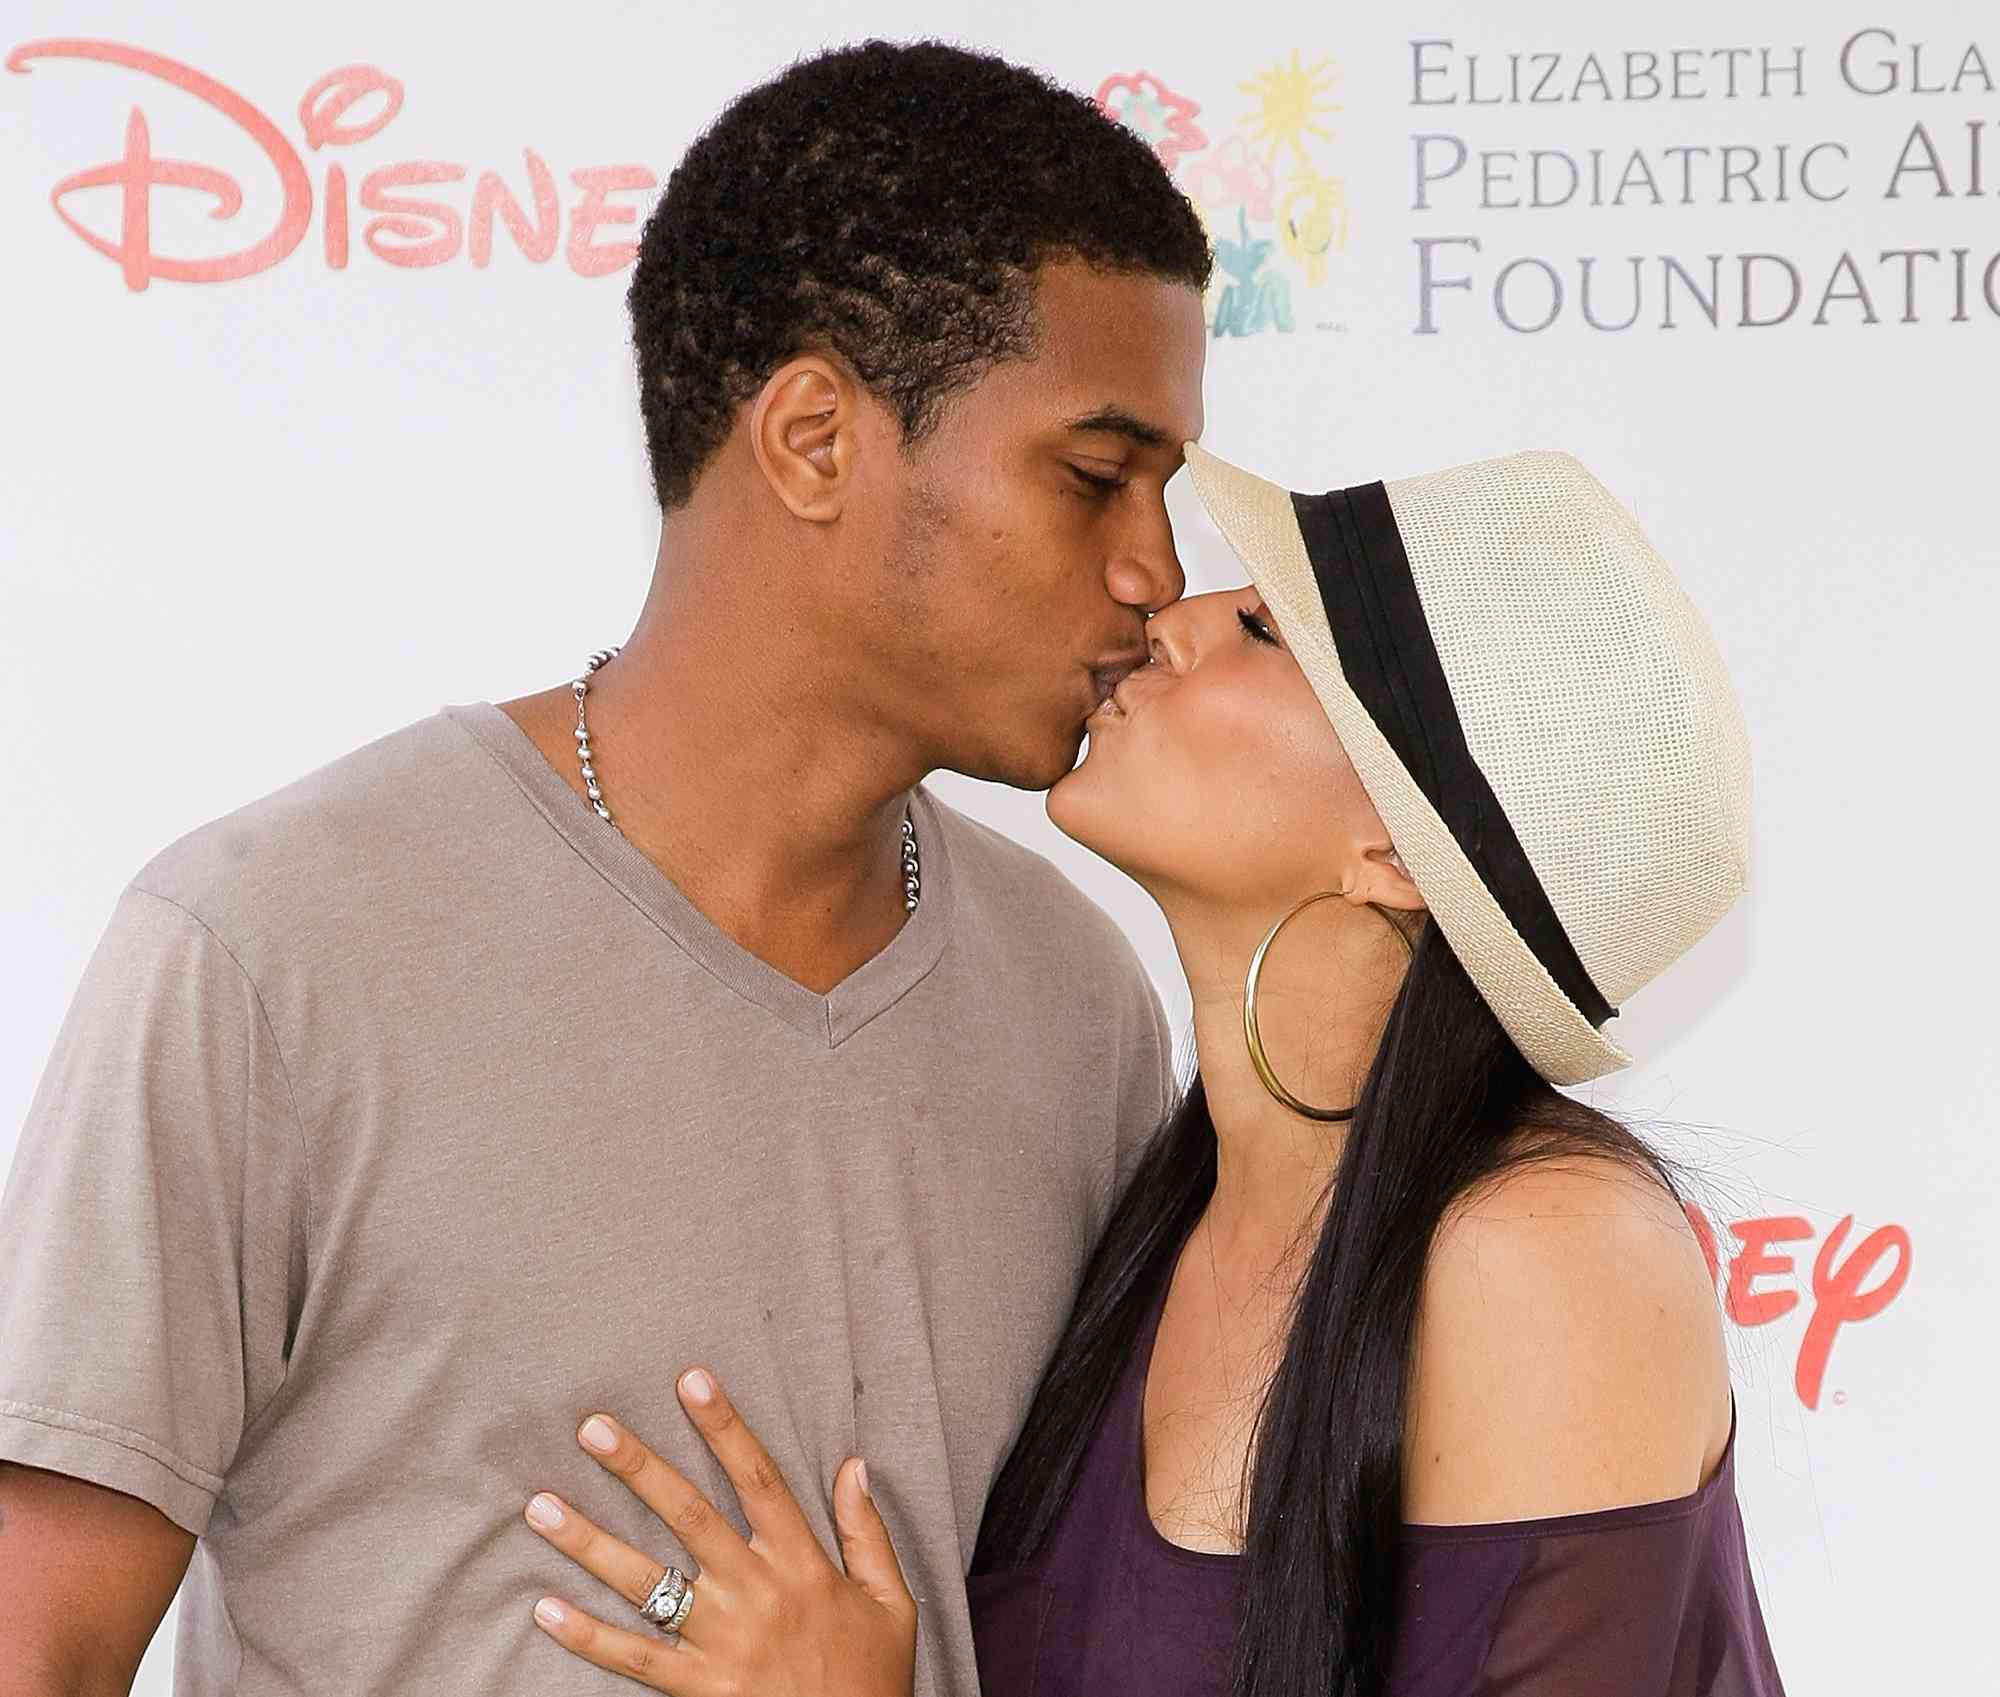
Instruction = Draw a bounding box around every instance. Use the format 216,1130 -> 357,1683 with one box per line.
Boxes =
1101,51 -> 1346,339
1093,71 -> 1208,170
1210,206 -> 1294,337
1180,135 -> 1276,225
1276,164 -> 1349,289
1104,51 -> 1352,336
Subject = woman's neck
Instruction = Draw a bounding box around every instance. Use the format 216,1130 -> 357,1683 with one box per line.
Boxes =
1164,890 -> 1412,1277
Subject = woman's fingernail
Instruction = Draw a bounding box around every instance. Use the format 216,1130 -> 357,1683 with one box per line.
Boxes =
579,1416 -> 617,1453
857,1460 -> 872,1499
527,1493 -> 565,1531
680,1369 -> 715,1406
535,1597 -> 567,1629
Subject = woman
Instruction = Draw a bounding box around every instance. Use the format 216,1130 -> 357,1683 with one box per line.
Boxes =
518,446 -> 1785,1695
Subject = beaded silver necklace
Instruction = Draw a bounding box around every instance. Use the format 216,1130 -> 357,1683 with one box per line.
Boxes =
570,647 -> 920,914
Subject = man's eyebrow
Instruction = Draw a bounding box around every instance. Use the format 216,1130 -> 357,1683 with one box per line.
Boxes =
1061,406 -> 1175,449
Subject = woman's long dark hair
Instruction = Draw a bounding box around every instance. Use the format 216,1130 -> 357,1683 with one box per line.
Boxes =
972,916 -> 1683,1697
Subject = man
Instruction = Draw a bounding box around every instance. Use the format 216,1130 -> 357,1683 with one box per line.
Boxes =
0,38 -> 1209,1697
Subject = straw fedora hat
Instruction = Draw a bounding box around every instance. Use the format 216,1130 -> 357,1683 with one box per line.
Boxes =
1181,444 -> 1752,1086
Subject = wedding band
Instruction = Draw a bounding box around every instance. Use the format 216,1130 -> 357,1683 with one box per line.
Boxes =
639,1566 -> 695,1634
664,1583 -> 695,1634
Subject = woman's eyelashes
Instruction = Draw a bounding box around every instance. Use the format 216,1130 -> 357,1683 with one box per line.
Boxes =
1239,607 -> 1279,646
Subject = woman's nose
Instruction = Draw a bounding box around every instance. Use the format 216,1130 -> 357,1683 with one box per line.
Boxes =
1143,599 -> 1198,675
1147,588 -> 1259,674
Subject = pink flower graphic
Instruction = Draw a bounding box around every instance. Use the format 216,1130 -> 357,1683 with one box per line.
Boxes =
1179,134 -> 1275,225
1094,71 -> 1207,169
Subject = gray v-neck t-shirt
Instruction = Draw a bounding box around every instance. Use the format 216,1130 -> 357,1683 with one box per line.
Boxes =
0,703 -> 1174,1695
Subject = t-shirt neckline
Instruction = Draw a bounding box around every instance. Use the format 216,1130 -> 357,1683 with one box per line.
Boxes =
443,701 -> 955,1049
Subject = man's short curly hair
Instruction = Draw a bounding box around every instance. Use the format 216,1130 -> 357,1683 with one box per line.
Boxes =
626,40 -> 1213,510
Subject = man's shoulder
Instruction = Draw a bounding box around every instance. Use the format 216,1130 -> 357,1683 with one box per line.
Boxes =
129,708 -> 492,947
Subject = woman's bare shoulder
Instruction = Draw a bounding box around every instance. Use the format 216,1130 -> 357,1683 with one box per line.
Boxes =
1401,1145 -> 1731,1527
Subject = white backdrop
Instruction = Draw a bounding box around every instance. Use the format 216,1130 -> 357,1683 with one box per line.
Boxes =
3,3 -> 1992,1691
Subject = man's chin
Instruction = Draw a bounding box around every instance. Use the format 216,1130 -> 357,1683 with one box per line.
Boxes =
936,713 -> 1095,794
977,724 -> 1089,795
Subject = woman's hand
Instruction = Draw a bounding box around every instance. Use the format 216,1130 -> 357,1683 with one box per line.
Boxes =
523,1367 -> 917,1696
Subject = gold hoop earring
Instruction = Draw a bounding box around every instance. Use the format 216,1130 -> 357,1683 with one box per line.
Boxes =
1243,891 -> 1417,1122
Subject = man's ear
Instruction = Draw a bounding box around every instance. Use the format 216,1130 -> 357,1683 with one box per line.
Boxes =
748,356 -> 858,523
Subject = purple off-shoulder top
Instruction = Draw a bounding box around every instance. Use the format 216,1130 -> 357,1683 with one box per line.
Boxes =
969,1276 -> 1786,1696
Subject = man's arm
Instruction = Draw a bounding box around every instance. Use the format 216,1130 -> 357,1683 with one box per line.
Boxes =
0,1463 -> 194,1695
0,887 -> 309,1690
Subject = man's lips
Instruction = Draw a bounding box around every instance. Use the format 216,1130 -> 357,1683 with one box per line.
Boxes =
1088,651 -> 1149,717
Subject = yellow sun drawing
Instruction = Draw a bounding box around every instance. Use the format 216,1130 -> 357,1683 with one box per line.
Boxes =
1240,50 -> 1340,166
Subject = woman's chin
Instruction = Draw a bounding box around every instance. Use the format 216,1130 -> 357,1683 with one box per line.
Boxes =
1047,735 -> 1138,860
1046,745 -> 1109,846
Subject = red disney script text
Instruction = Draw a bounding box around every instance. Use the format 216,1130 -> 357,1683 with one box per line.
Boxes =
1686,1205 -> 1911,1410
7,38 -> 656,289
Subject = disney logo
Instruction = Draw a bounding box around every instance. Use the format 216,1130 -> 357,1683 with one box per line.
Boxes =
7,39 -> 657,289
1685,1205 -> 1912,1410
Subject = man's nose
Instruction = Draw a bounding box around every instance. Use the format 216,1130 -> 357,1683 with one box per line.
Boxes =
1106,535 -> 1187,618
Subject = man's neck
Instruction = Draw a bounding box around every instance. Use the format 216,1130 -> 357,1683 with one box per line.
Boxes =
497,575 -> 929,995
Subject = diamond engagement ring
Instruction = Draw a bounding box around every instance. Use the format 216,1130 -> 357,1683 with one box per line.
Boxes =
639,1566 -> 696,1634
